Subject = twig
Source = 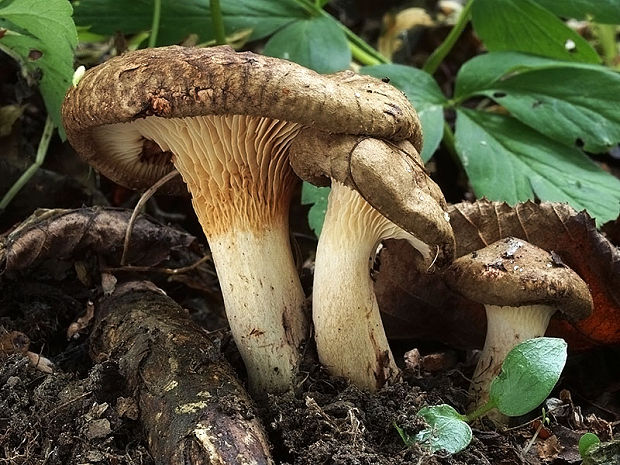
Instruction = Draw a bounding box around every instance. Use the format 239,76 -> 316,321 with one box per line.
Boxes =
120,170 -> 180,266
105,255 -> 213,276
40,391 -> 93,419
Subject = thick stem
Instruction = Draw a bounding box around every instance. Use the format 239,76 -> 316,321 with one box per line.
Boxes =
469,304 -> 555,420
313,183 -> 416,391
209,223 -> 307,394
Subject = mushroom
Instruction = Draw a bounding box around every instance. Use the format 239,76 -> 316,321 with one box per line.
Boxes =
290,129 -> 455,391
443,237 -> 593,415
62,45 -> 421,394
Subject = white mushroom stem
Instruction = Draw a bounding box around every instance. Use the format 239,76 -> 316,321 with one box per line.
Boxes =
470,304 -> 556,412
313,181 -> 430,391
99,115 -> 307,394
209,224 -> 306,393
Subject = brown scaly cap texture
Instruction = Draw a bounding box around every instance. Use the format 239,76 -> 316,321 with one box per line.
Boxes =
62,45 -> 421,191
443,237 -> 593,321
289,129 -> 454,266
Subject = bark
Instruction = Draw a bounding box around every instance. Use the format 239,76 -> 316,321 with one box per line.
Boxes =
90,281 -> 274,465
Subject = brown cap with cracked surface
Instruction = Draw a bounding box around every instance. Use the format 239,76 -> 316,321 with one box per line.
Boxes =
62,45 -> 421,193
290,129 -> 454,266
443,237 -> 593,321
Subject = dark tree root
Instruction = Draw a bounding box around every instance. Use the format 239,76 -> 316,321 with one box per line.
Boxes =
89,281 -> 274,465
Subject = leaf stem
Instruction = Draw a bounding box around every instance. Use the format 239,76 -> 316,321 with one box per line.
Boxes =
0,116 -> 55,211
349,41 -> 382,66
463,400 -> 497,422
210,0 -> 227,45
422,0 -> 474,74
148,0 -> 162,48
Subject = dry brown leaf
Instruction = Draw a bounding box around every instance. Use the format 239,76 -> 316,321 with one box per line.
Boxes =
377,200 -> 620,350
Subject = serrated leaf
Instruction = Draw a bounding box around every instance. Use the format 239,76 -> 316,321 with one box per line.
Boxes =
454,109 -> 620,224
472,0 -> 599,63
73,0 -> 306,45
490,337 -> 567,417
263,16 -> 350,73
361,64 -> 447,161
301,182 -> 330,236
455,52 -> 620,153
0,0 -> 77,133
415,404 -> 472,454
534,0 -> 620,24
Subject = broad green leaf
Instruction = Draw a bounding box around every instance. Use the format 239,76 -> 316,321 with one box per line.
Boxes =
74,0 -> 306,45
455,53 -> 620,153
220,0 -> 307,41
361,64 -> 447,161
263,16 -> 350,73
0,0 -> 77,132
454,109 -> 620,224
415,404 -> 472,454
490,337 -> 567,417
534,0 -> 620,24
455,52 -> 570,100
579,433 -> 601,458
472,0 -> 599,63
301,182 -> 330,236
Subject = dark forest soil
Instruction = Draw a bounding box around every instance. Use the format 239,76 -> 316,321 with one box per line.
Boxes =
1,271 -> 617,465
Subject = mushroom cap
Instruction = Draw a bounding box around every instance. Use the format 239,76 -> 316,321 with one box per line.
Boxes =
443,237 -> 593,321
62,45 -> 421,193
289,129 -> 454,267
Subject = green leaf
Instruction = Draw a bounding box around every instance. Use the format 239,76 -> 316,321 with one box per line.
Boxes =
490,337 -> 567,417
455,52 -> 620,153
415,404 -> 472,454
0,0 -> 77,132
454,109 -> 620,224
361,64 -> 447,162
73,0 -> 306,45
471,0 -> 599,63
263,16 -> 350,73
579,433 -> 601,458
534,0 -> 620,24
220,0 -> 307,41
301,182 -> 330,236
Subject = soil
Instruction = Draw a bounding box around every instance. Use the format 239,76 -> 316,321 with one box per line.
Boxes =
1,264 -> 617,464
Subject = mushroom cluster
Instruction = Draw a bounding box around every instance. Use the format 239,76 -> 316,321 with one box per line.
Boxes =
64,46 -> 589,409
62,45 -> 432,394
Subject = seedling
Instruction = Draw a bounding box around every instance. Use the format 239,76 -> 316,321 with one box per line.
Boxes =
579,432 -> 601,458
402,337 -> 567,454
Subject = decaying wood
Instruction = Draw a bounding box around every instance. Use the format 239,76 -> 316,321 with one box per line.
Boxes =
89,281 -> 274,465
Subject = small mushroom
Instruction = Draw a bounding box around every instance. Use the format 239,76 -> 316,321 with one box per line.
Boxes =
290,130 -> 455,391
443,237 -> 593,417
62,46 -> 421,394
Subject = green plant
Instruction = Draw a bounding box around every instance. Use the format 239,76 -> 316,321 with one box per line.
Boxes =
396,337 -> 567,454
0,0 -> 77,208
579,432 -> 601,458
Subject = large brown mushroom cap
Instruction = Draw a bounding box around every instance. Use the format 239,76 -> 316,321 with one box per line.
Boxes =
62,45 -> 421,193
444,237 -> 593,321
